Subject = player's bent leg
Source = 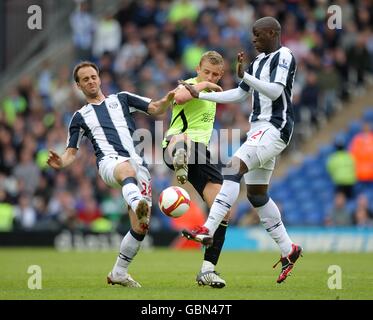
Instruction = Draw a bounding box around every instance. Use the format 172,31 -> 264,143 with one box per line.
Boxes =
182,159 -> 245,245
120,178 -> 150,231
168,134 -> 191,184
173,148 -> 188,184
108,161 -> 151,287
181,182 -> 236,246
100,158 -> 145,215
114,160 -> 152,232
114,160 -> 137,182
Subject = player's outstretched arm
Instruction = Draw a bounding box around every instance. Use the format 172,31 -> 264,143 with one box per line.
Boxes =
180,80 -> 249,104
47,148 -> 78,170
147,89 -> 176,116
177,80 -> 223,102
175,81 -> 223,104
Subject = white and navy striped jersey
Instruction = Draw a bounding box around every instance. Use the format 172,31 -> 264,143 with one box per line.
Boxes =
239,46 -> 296,144
66,91 -> 151,166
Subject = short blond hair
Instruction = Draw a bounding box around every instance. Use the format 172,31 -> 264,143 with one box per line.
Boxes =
200,51 -> 224,66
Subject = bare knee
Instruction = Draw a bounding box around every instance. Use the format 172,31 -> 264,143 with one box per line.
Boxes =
203,182 -> 222,208
114,161 -> 137,183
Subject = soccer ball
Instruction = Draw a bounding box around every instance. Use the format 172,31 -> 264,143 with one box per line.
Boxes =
158,186 -> 191,218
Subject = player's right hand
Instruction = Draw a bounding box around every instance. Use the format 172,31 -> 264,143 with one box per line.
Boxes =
236,51 -> 245,78
166,89 -> 177,104
47,150 -> 63,169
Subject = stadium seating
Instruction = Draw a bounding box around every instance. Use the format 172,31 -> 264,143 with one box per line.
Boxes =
268,107 -> 373,226
363,108 -> 373,123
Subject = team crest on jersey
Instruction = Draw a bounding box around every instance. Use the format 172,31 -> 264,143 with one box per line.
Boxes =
108,101 -> 119,109
279,59 -> 289,70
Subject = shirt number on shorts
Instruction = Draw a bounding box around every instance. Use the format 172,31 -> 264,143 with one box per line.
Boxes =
141,182 -> 152,197
247,130 -> 264,146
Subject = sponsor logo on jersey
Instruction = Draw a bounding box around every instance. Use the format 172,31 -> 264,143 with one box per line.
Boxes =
279,58 -> 289,70
108,101 -> 119,109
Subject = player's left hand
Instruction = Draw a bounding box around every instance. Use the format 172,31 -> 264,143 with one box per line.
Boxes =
236,51 -> 245,78
178,80 -> 199,98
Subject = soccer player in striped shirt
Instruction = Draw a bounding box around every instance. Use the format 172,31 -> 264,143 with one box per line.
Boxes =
181,17 -> 303,283
47,61 -> 175,287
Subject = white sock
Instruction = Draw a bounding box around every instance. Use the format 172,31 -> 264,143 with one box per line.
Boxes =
121,180 -> 142,212
201,260 -> 215,273
204,180 -> 240,235
256,198 -> 292,257
113,229 -> 144,275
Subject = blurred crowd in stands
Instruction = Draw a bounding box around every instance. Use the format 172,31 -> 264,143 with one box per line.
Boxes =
325,118 -> 373,227
1,0 -> 373,233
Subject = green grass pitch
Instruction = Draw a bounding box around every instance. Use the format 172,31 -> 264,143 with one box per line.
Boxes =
0,248 -> 372,300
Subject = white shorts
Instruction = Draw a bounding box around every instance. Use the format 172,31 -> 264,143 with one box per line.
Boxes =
98,155 -> 152,206
233,121 -> 287,185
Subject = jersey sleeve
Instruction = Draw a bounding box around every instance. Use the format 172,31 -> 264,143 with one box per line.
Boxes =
66,111 -> 85,149
270,49 -> 295,86
239,62 -> 254,92
118,91 -> 151,114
